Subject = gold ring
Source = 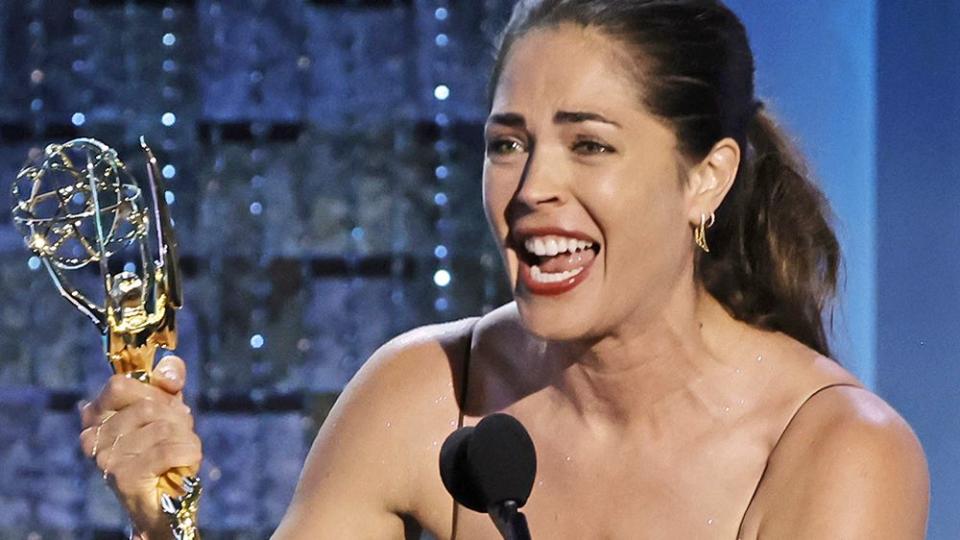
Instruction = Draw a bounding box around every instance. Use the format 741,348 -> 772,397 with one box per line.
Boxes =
91,410 -> 117,459
102,432 -> 124,482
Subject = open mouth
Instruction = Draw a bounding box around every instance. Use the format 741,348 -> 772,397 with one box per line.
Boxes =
513,232 -> 601,294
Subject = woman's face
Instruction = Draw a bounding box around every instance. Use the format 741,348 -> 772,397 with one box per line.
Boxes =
483,25 -> 697,341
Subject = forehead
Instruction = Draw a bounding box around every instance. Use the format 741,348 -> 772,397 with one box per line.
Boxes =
491,24 -> 642,114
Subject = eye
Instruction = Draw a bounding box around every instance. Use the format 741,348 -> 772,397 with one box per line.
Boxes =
572,139 -> 615,155
485,138 -> 527,156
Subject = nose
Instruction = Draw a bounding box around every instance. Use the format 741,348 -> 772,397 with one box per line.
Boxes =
511,145 -> 566,212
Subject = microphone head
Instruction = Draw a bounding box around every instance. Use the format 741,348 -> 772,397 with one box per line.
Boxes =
439,413 -> 537,513
439,426 -> 488,512
469,413 -> 537,509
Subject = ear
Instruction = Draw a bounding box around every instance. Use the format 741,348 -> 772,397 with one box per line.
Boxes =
684,137 -> 741,223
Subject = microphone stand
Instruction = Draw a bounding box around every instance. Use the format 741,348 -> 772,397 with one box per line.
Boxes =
488,500 -> 532,540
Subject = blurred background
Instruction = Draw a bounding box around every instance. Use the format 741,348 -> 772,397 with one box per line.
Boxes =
0,0 -> 956,538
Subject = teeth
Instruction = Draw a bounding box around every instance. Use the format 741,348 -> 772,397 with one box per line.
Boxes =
545,238 -> 559,256
530,265 -> 584,284
523,235 -> 595,257
533,238 -> 546,256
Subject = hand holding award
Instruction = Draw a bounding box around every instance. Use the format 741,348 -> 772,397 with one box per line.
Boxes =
11,138 -> 202,539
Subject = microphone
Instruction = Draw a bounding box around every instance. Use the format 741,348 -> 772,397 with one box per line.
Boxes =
439,413 -> 537,540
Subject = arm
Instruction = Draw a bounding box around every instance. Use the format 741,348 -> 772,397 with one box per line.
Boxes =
82,323 -> 463,538
272,327 -> 460,539
755,386 -> 929,539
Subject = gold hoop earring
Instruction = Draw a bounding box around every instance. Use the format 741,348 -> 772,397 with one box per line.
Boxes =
695,212 -> 715,253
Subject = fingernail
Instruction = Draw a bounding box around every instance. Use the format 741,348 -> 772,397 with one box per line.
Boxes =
76,399 -> 88,413
159,367 -> 179,382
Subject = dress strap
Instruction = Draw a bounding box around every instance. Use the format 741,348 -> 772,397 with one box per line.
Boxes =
778,382 -> 863,442
736,381 -> 862,537
451,319 -> 478,540
456,320 -> 477,430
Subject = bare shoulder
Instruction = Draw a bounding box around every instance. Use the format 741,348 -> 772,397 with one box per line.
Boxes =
316,317 -> 479,447
350,317 -> 479,399
749,383 -> 930,539
273,318 -> 476,538
326,316 -> 480,455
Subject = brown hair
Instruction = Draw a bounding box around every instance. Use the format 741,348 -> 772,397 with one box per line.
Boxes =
491,0 -> 841,357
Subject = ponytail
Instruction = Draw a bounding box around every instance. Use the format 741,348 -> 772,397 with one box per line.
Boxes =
699,109 -> 841,357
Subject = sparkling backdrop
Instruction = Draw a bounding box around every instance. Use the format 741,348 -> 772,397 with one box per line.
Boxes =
0,1 -> 515,536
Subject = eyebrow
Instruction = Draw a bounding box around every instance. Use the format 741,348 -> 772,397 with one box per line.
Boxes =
485,110 -> 621,129
486,112 -> 526,128
554,110 -> 621,127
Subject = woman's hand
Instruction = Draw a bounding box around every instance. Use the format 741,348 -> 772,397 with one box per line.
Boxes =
79,355 -> 202,538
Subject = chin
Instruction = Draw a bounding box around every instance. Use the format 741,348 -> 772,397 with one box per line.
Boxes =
514,297 -> 600,342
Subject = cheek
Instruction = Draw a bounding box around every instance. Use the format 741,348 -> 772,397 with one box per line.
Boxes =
591,165 -> 688,273
482,163 -> 519,277
481,162 -> 514,242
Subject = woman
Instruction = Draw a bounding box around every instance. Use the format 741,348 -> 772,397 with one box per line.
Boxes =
79,1 -> 930,538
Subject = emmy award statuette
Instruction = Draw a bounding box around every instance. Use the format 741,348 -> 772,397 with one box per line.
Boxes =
10,138 -> 202,539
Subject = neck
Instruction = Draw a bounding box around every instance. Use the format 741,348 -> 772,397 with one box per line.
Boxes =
543,286 -> 750,431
